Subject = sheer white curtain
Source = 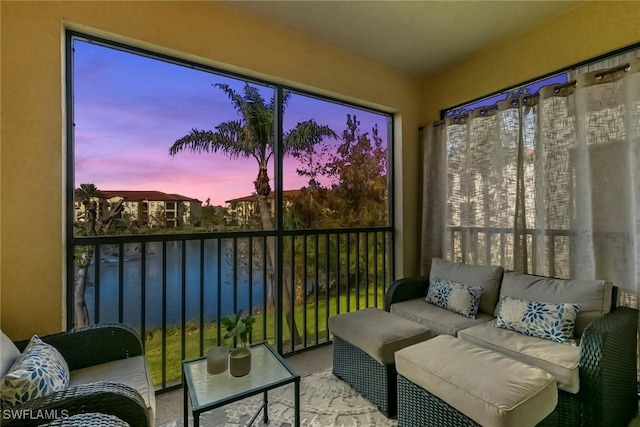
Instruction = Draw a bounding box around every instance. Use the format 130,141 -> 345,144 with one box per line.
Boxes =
421,57 -> 640,304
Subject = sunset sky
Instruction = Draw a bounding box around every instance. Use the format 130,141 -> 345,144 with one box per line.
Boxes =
73,39 -> 389,205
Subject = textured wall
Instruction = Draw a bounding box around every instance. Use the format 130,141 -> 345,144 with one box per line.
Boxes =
0,1 -> 421,339
420,1 -> 640,124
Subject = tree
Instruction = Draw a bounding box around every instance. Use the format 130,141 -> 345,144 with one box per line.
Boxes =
74,183 -> 125,326
284,115 -> 389,301
169,83 -> 336,345
325,115 -> 388,226
290,114 -> 388,228
199,205 -> 226,231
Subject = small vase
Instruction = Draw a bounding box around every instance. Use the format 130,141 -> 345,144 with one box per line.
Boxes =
206,346 -> 229,374
229,347 -> 251,377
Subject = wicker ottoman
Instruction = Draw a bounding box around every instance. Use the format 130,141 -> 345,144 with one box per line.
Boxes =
39,413 -> 130,426
395,336 -> 558,427
328,307 -> 432,417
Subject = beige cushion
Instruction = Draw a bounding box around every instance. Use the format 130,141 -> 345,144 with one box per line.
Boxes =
496,272 -> 613,336
0,331 -> 20,378
70,356 -> 156,426
390,298 -> 494,336
430,258 -> 504,315
458,321 -> 580,394
328,307 -> 432,364
395,336 -> 557,427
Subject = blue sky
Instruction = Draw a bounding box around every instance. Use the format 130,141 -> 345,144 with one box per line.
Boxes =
73,40 -> 389,205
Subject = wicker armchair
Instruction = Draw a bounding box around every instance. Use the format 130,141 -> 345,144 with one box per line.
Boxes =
2,324 -> 153,427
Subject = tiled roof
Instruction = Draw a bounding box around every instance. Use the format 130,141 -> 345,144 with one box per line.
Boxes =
225,189 -> 302,203
102,190 -> 200,202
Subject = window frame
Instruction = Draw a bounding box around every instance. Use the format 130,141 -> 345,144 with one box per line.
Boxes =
64,29 -> 396,330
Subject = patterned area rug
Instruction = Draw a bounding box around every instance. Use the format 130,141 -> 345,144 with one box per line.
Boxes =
162,369 -> 398,427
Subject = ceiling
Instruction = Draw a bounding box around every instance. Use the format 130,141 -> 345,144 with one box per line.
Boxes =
218,1 -> 581,76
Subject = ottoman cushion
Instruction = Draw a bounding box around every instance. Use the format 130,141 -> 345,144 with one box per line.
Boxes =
395,336 -> 557,427
328,308 -> 432,364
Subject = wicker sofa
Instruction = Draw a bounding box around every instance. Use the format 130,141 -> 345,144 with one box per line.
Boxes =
384,258 -> 638,427
0,324 -> 154,427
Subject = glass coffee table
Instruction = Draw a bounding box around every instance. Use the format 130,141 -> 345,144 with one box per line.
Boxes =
183,342 -> 300,427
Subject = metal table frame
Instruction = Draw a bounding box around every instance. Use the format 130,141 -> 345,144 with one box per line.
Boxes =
183,342 -> 300,427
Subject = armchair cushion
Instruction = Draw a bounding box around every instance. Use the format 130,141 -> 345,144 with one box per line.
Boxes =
1,336 -> 70,406
69,355 -> 156,424
459,321 -> 580,394
430,258 -> 504,315
0,331 -> 20,378
496,272 -> 612,336
391,298 -> 494,336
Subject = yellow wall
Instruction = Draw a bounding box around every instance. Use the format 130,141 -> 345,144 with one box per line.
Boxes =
0,1 -> 421,339
421,1 -> 640,124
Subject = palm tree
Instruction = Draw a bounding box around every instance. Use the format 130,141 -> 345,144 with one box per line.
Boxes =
74,183 -> 124,326
169,83 -> 336,345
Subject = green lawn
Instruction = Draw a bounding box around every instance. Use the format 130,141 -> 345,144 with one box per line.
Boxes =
145,288 -> 385,385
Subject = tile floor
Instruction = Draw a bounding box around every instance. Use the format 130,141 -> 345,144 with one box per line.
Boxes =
155,344 -> 333,425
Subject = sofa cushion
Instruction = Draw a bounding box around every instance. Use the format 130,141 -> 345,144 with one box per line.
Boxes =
496,295 -> 581,343
391,298 -> 494,336
426,276 -> 482,319
0,331 -> 20,378
459,321 -> 580,394
70,355 -> 156,425
1,335 -> 70,406
496,272 -> 612,336
430,258 -> 504,315
395,336 -> 557,427
328,308 -> 433,364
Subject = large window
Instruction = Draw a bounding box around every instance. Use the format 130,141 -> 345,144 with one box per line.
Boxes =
67,33 -> 394,387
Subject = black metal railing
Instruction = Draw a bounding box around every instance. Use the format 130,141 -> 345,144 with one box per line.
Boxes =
70,227 -> 393,389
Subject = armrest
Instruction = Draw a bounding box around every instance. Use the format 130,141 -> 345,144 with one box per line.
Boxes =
579,306 -> 638,427
1,382 -> 149,427
14,324 -> 143,371
383,276 -> 430,311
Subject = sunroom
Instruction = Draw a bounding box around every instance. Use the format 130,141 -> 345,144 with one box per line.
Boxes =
2,2 -> 640,426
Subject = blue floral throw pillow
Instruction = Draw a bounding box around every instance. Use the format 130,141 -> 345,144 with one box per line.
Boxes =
0,335 -> 70,406
425,276 -> 483,319
496,296 -> 581,343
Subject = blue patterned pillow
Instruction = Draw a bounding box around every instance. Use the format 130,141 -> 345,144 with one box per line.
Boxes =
425,276 -> 483,319
0,335 -> 70,406
496,296 -> 581,343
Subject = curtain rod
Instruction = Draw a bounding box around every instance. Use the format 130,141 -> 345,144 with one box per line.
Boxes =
595,62 -> 631,79
439,42 -> 640,117
434,60 -> 634,128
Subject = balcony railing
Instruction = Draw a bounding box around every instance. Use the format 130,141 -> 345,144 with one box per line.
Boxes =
70,227 -> 393,390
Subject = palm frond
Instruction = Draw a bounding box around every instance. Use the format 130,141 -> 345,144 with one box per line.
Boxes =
215,122 -> 258,160
267,90 -> 291,115
215,83 -> 246,117
241,85 -> 275,147
169,128 -> 219,156
75,183 -> 105,201
284,120 -> 337,154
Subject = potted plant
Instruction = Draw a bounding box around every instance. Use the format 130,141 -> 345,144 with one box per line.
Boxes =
220,310 -> 256,377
